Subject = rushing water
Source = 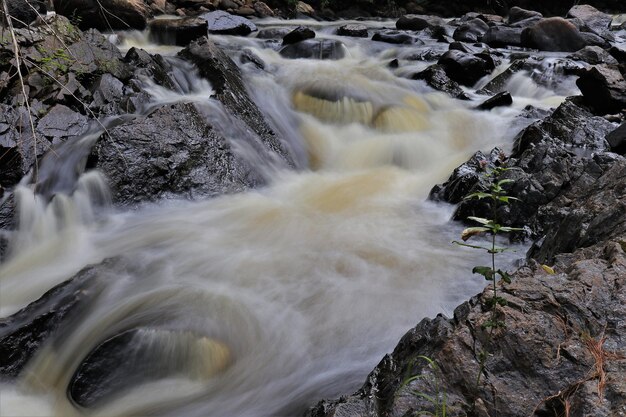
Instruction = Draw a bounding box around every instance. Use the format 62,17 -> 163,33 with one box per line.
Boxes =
0,19 -> 581,417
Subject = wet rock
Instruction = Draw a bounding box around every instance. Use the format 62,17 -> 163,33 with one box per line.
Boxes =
396,14 -> 444,31
567,4 -> 613,41
571,45 -> 618,66
235,6 -> 255,16
148,17 -> 208,46
437,50 -> 496,87
337,24 -> 368,38
606,122 -> 626,155
412,64 -> 470,100
481,26 -> 523,48
295,1 -> 314,15
0,262 -> 105,378
200,10 -> 256,36
282,26 -> 315,46
5,0 -> 46,28
37,104 -> 89,142
576,65 -> 626,115
507,6 -> 542,24
521,17 -> 587,52
52,0 -> 147,30
253,1 -> 274,18
371,31 -> 417,45
256,27 -> 290,39
308,240 -> 626,417
279,39 -> 346,60
476,91 -> 513,110
452,18 -> 489,43
69,327 -> 230,407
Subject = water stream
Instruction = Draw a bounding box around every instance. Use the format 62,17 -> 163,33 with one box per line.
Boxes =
0,19 -> 581,417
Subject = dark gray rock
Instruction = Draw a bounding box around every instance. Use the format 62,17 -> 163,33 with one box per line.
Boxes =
521,17 -> 587,52
279,39 -> 346,60
5,0 -> 46,28
412,64 -> 470,100
452,18 -> 489,43
282,26 -> 315,45
576,65 -> 626,115
476,91 -> 513,110
148,17 -> 208,46
255,27 -> 290,39
337,24 -> 368,38
571,46 -> 619,66
507,6 -> 542,24
200,10 -> 256,36
437,50 -> 496,87
371,31 -> 417,45
606,122 -> 626,155
566,4 -> 613,41
0,262 -> 105,378
36,104 -> 89,142
52,0 -> 147,30
396,14 -> 444,31
481,26 -> 523,48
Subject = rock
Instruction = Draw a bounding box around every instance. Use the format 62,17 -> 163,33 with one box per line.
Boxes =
295,1 -> 314,15
255,27 -> 290,39
36,104 -> 89,142
69,327 -> 230,407
579,31 -> 610,49
576,65 -> 626,115
148,17 -> 208,46
336,24 -> 368,38
279,39 -> 346,60
567,4 -> 613,41
200,10 -> 256,36
476,91 -> 513,110
235,6 -> 255,16
606,122 -> 626,155
507,6 -> 542,24
5,0 -> 46,28
253,1 -> 274,17
282,26 -> 315,46
0,262 -> 104,378
452,18 -> 489,43
219,0 -> 237,9
396,14 -> 444,31
521,17 -> 587,52
510,15 -> 543,29
308,240 -> 626,417
481,26 -> 523,48
371,31 -> 417,45
52,0 -> 147,30
412,64 -> 470,100
571,45 -> 619,66
437,50 -> 496,87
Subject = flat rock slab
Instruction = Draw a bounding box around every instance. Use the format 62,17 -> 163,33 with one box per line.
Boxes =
200,10 -> 257,36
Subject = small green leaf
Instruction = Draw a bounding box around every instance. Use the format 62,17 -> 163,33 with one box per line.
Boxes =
499,226 -> 524,233
497,179 -> 514,186
472,266 -> 495,280
465,192 -> 491,200
452,241 -> 493,252
497,270 -> 512,284
497,196 -> 519,204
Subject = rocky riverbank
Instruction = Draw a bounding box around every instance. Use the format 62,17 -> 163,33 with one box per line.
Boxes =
1,1 -> 626,416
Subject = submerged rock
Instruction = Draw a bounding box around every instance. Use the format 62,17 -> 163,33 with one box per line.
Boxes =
371,31 -> 417,45
279,39 -> 346,60
476,91 -> 513,110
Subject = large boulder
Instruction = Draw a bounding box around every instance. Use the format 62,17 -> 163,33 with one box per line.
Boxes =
566,4 -> 613,41
521,17 -> 587,52
279,39 -> 346,60
412,64 -> 471,100
52,0 -> 147,30
200,10 -> 256,36
452,18 -> 489,43
437,50 -> 496,87
576,65 -> 626,115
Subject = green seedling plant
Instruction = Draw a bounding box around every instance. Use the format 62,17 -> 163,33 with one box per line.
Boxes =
453,166 -> 523,385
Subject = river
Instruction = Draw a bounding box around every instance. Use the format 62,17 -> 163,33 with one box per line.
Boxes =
0,18 -> 579,417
